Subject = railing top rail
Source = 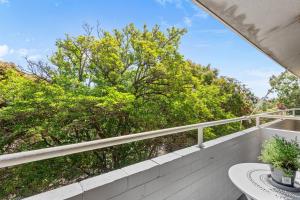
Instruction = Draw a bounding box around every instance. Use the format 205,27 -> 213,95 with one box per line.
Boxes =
0,108 -> 296,168
261,115 -> 300,120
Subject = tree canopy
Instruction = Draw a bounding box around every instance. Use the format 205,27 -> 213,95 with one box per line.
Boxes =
0,24 -> 256,199
270,71 -> 300,108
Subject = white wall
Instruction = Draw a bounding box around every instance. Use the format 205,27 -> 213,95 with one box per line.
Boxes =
24,127 -> 262,200
267,119 -> 297,131
261,127 -> 300,143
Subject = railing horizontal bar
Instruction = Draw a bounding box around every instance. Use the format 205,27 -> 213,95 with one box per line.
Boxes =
0,117 -> 247,168
261,115 -> 300,120
0,109 -> 293,168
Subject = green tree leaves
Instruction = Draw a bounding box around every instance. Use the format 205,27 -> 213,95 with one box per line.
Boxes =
270,71 -> 300,108
0,24 -> 255,199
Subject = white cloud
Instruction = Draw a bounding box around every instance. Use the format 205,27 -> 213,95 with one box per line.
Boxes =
160,18 -> 170,27
155,0 -> 183,8
14,48 -> 42,60
155,0 -> 171,6
16,48 -> 29,56
155,0 -> 209,21
191,5 -> 209,19
0,44 -> 9,58
183,17 -> 192,27
0,44 -> 44,63
27,54 -> 42,61
0,0 -> 9,4
195,10 -> 208,19
232,68 -> 283,97
245,69 -> 281,79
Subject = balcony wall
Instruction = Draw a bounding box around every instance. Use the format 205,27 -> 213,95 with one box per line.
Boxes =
24,128 -> 262,200
24,119 -> 300,200
262,119 -> 300,141
266,119 -> 300,132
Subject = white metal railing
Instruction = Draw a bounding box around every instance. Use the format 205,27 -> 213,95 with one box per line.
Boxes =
0,108 -> 299,169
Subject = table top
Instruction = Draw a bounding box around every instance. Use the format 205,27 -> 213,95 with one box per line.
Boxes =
229,163 -> 300,200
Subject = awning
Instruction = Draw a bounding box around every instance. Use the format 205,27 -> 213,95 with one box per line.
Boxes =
193,0 -> 300,77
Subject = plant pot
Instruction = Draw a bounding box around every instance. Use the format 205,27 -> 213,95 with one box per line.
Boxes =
270,166 -> 296,187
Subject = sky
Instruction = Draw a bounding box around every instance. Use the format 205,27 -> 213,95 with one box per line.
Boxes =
0,0 -> 284,97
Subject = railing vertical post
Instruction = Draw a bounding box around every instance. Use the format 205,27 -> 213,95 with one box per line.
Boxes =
256,117 -> 260,127
198,127 -> 203,147
240,120 -> 243,130
293,109 -> 296,116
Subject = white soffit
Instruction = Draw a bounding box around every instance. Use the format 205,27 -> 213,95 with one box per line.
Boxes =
193,0 -> 300,77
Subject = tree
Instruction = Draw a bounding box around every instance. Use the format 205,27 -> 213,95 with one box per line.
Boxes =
0,23 -> 255,199
270,71 -> 300,108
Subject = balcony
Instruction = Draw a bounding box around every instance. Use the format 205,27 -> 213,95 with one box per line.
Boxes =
1,0 -> 300,199
1,109 -> 299,200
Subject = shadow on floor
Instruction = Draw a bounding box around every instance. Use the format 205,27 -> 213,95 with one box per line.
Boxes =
237,194 -> 247,200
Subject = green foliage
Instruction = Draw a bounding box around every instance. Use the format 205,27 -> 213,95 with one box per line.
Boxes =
270,71 -> 300,108
259,136 -> 300,176
0,23 -> 255,199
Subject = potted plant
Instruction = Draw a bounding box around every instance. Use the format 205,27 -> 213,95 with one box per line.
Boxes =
259,136 -> 300,187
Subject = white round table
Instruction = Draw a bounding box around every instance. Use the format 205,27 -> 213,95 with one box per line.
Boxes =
229,163 -> 300,200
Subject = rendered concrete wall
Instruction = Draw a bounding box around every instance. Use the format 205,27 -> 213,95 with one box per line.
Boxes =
261,126 -> 300,143
267,119 -> 297,131
24,127 -> 262,200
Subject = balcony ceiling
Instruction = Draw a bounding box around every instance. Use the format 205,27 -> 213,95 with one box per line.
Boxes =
193,0 -> 300,77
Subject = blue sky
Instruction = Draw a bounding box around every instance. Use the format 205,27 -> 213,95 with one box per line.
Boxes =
0,0 -> 284,97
